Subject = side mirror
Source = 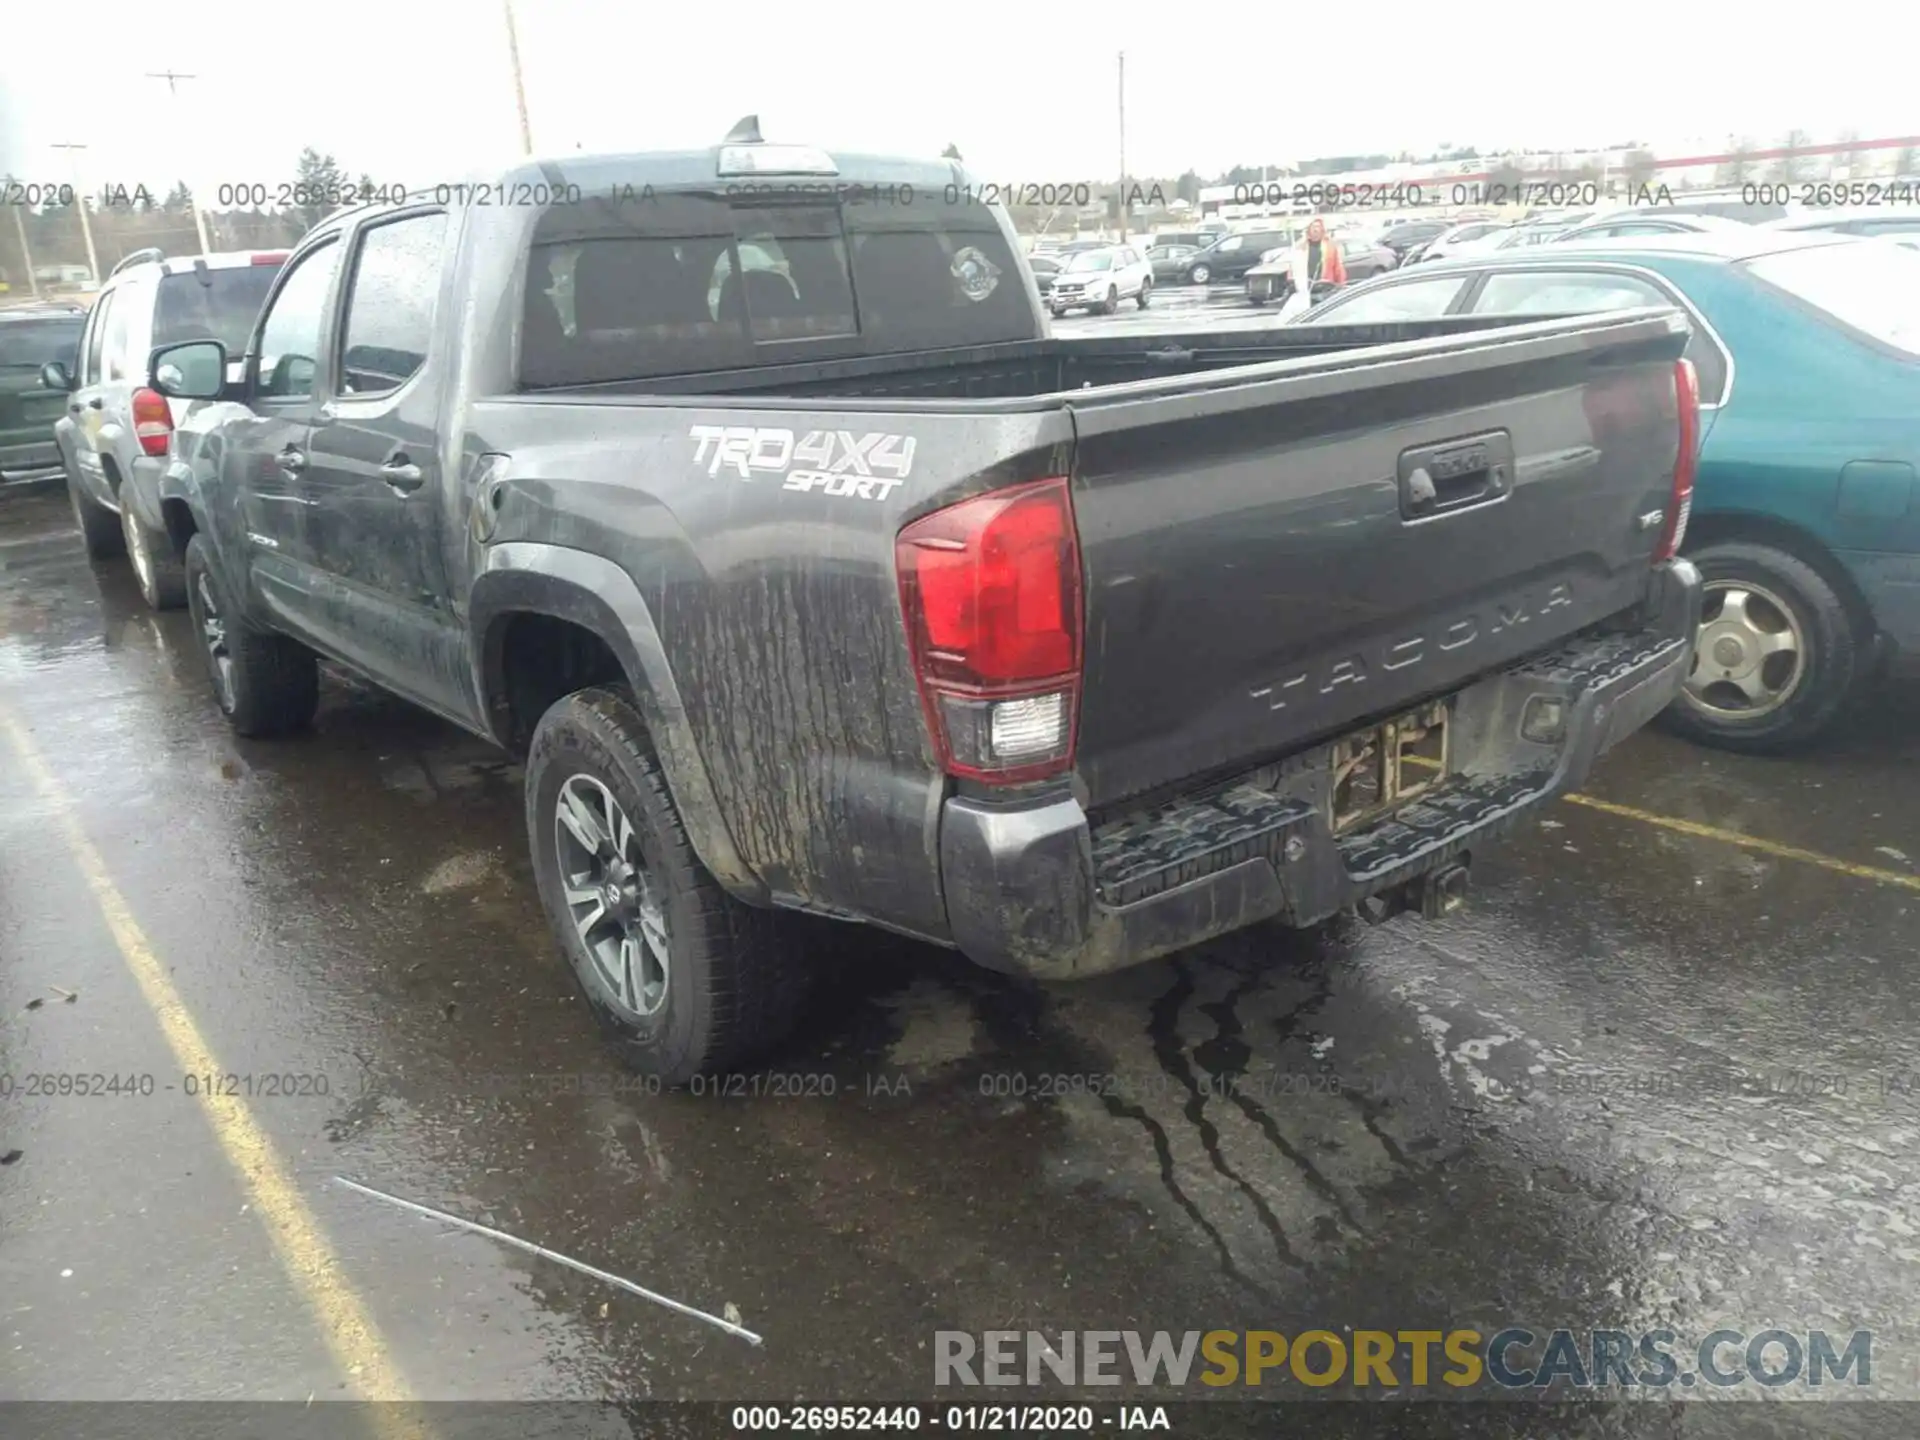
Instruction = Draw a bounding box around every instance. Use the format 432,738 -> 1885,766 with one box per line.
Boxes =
39,360 -> 74,392
149,339 -> 227,400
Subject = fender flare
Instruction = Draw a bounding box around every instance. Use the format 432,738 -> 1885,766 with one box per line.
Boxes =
469,543 -> 767,904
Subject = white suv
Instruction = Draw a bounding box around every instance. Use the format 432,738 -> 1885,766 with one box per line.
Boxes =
44,247 -> 286,607
1047,245 -> 1153,317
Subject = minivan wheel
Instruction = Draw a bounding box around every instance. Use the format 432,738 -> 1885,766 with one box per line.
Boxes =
1658,540 -> 1858,754
68,472 -> 125,560
1189,263 -> 1211,285
183,536 -> 319,736
526,687 -> 810,1085
121,497 -> 187,610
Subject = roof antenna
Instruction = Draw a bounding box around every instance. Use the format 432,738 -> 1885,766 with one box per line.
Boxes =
723,115 -> 763,145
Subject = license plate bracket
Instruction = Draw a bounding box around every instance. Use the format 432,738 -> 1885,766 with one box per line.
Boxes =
1330,701 -> 1450,836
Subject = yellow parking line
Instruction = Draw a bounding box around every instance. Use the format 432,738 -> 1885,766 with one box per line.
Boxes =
1563,792 -> 1920,892
0,706 -> 426,1432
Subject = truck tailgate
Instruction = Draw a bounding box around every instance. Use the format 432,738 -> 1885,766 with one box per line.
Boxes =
1066,310 -> 1690,811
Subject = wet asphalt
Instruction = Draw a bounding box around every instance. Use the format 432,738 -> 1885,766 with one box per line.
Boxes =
2,437 -> 1919,1436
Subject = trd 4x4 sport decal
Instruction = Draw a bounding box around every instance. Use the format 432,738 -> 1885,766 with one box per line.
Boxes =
688,426 -> 917,502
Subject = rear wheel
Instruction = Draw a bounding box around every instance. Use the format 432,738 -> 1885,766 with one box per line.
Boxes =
68,471 -> 124,560
526,687 -> 810,1084
1659,539 -> 1859,753
184,535 -> 319,737
121,496 -> 187,610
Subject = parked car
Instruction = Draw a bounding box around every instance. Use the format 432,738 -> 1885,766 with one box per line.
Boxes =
1048,245 -> 1153,315
1147,244 -> 1199,282
1028,253 -> 1062,296
1243,234 -> 1395,306
140,130 -> 1697,1082
1551,213 -> 1749,243
1407,220 -> 1510,264
1181,228 -> 1291,285
40,247 -> 287,608
1762,207 -> 1920,242
1298,229 -> 1920,751
1378,218 -> 1450,259
0,303 -> 86,489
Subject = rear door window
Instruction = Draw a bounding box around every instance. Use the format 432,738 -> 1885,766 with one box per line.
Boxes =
0,317 -> 83,372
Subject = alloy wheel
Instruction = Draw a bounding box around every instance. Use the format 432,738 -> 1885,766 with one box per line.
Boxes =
1682,580 -> 1807,720
554,773 -> 669,1019
193,571 -> 236,711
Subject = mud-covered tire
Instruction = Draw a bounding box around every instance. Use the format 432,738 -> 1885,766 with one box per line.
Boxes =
526,687 -> 809,1085
183,535 -> 318,737
121,497 -> 187,610
68,472 -> 124,560
1658,539 -> 1859,754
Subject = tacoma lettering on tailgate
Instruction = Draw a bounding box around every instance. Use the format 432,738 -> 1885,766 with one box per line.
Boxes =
1250,581 -> 1575,711
688,425 -> 915,501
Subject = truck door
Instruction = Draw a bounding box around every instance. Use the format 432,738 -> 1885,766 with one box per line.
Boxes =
228,236 -> 342,642
297,208 -> 469,722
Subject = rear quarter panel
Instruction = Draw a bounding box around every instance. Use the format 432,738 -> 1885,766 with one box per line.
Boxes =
468,396 -> 1075,941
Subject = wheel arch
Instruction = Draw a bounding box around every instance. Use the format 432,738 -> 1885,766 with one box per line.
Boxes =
1684,508 -> 1876,639
470,546 -> 767,904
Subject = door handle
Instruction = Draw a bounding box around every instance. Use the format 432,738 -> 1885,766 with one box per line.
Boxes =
381,457 -> 425,494
276,447 -> 308,475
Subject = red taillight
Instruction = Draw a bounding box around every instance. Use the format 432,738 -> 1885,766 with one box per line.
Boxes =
251,252 -> 289,265
896,477 -> 1083,784
131,387 -> 173,458
1657,357 -> 1699,563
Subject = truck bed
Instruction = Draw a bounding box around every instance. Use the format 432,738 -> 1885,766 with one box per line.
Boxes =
490,306 -> 1691,841
520,314 -> 1599,405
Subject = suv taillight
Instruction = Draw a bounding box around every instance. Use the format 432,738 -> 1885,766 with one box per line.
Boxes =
896,477 -> 1083,784
131,387 -> 173,458
1656,357 -> 1699,563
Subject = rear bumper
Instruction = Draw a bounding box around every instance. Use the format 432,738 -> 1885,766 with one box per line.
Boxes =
940,560 -> 1701,980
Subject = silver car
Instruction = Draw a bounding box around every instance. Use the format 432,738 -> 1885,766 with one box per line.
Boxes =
44,247 -> 286,607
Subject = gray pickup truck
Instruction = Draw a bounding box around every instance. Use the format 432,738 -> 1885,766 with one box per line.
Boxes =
143,125 -> 1702,1082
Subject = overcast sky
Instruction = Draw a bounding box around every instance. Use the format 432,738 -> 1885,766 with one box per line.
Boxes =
3,0 -> 1912,194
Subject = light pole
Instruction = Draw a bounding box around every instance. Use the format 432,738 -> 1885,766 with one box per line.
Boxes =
2,177 -> 42,297
146,71 -> 217,252
50,144 -> 99,283
503,0 -> 534,156
1117,50 -> 1128,243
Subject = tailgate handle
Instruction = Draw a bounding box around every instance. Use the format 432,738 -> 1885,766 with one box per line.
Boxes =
1398,431 -> 1514,521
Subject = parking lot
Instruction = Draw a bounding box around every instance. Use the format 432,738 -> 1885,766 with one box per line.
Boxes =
5,337 -> 1920,1440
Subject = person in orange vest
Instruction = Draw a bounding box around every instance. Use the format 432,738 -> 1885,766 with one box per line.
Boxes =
1278,217 -> 1348,320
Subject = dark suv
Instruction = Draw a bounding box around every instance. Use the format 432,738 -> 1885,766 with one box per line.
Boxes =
1181,229 -> 1290,285
0,304 -> 86,489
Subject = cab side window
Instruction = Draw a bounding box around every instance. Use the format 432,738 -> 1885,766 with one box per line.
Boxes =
256,239 -> 341,401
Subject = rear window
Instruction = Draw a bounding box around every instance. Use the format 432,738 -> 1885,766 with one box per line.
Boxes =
520,189 -> 1034,387
0,317 -> 83,370
1743,242 -> 1920,357
154,264 -> 284,354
